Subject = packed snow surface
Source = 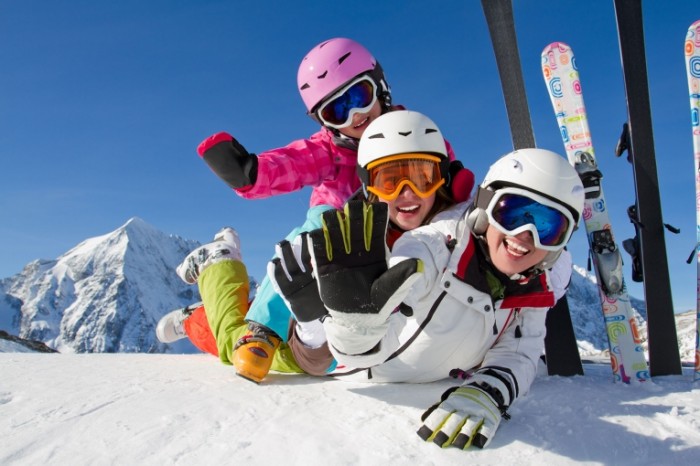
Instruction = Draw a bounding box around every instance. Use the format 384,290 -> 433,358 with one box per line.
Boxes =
1,352 -> 698,465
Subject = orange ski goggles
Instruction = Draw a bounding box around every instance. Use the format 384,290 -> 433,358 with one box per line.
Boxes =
366,154 -> 445,200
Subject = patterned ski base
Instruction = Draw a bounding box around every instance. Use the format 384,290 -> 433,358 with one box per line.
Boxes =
542,42 -> 649,383
685,19 -> 700,382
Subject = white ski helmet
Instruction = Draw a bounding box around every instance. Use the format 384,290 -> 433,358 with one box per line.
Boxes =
356,110 -> 450,189
467,148 -> 584,269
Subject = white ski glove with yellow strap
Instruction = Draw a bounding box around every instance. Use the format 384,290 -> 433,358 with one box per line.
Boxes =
417,369 -> 515,449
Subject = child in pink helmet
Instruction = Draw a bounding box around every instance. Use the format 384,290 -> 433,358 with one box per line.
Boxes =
160,38 -> 474,383
198,38 -> 400,207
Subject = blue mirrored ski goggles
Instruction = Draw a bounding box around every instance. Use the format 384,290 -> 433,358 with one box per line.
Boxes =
317,76 -> 378,129
485,187 -> 575,251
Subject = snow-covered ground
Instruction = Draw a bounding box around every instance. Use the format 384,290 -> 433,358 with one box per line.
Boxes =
1,350 -> 698,465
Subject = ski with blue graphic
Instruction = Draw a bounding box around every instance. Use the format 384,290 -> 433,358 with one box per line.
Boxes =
685,19 -> 700,382
542,42 -> 649,383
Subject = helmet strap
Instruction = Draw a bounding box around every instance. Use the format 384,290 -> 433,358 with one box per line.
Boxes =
330,131 -> 359,150
368,62 -> 391,111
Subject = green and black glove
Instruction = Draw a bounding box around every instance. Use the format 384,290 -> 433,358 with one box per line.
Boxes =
308,200 -> 422,333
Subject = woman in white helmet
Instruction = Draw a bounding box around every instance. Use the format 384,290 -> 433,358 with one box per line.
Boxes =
278,118 -> 584,449
273,110 -> 465,372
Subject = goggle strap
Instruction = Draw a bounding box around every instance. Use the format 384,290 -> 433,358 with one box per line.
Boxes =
474,186 -> 496,210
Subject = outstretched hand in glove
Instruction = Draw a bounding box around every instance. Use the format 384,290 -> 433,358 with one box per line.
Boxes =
197,132 -> 258,189
417,371 -> 513,449
268,233 -> 327,324
308,200 -> 422,340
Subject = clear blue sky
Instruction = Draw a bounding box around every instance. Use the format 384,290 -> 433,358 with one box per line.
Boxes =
1,1 -> 698,311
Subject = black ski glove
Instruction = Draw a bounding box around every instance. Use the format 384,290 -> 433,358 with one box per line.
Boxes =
308,200 -> 423,331
268,233 -> 327,323
197,132 -> 258,189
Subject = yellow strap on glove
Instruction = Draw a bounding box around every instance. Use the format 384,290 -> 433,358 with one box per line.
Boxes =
417,383 -> 508,449
308,200 -> 422,335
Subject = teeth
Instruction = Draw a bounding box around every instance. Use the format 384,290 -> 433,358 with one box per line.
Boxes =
397,205 -> 419,213
354,117 -> 369,128
505,238 -> 529,256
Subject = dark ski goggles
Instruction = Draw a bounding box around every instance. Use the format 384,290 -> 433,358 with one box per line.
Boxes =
485,188 -> 575,251
317,76 -> 378,129
366,154 -> 445,200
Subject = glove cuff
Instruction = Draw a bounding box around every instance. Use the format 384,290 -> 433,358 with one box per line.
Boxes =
197,132 -> 258,189
468,367 -> 517,408
197,132 -> 233,156
295,319 -> 327,348
323,315 -> 388,356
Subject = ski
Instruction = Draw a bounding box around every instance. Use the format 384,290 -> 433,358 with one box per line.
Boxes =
541,42 -> 649,383
613,0 -> 682,377
685,18 -> 700,382
481,0 -> 583,377
480,0 -> 534,149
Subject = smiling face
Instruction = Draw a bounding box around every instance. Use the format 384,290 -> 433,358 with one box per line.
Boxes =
485,225 -> 549,276
336,100 -> 383,140
380,184 -> 436,231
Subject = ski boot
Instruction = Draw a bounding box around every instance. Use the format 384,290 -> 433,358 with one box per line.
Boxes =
176,227 -> 242,285
156,302 -> 202,343
233,322 -> 281,383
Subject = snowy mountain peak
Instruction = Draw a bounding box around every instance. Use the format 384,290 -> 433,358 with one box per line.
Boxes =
0,218 -> 203,354
120,216 -> 166,240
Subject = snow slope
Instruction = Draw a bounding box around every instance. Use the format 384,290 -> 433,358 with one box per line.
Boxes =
1,353 -> 698,465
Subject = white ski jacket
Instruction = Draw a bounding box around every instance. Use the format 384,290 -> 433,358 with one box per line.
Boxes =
324,202 -> 571,395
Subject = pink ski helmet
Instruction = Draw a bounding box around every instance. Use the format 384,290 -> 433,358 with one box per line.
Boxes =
297,38 -> 390,115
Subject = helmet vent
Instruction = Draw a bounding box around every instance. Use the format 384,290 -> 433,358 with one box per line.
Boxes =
368,133 -> 385,139
338,52 -> 351,64
317,71 -> 328,79
398,131 -> 412,136
425,128 -> 437,134
300,83 -> 310,90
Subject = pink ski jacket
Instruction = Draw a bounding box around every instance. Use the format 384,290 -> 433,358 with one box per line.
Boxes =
235,126 -> 456,210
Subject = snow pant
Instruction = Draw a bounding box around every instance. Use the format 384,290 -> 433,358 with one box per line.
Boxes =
183,259 -> 302,373
183,305 -> 219,357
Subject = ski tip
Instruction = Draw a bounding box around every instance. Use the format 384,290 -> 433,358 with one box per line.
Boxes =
687,19 -> 700,40
542,42 -> 571,54
688,20 -> 700,54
